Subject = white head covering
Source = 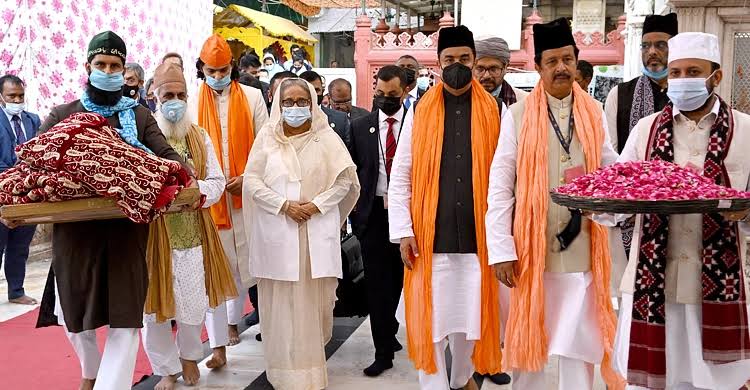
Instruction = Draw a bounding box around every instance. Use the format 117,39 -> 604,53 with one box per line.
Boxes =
668,32 -> 721,65
263,52 -> 276,62
243,78 -> 360,223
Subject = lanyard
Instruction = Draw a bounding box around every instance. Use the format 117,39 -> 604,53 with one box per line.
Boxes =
378,110 -> 407,184
547,104 -> 574,156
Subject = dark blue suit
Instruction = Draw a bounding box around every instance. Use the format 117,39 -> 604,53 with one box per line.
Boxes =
0,109 -> 40,299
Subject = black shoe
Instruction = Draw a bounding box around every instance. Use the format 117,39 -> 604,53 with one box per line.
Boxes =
485,372 -> 511,385
245,311 -> 259,327
392,339 -> 403,352
363,360 -> 393,377
255,333 -> 262,342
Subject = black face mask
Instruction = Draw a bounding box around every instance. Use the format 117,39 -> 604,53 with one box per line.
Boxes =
316,94 -> 324,106
441,62 -> 473,90
403,67 -> 416,86
373,95 -> 402,116
123,85 -> 139,100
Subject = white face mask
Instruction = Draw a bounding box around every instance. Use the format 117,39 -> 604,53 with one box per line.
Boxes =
282,106 -> 311,127
667,72 -> 715,112
1,96 -> 24,116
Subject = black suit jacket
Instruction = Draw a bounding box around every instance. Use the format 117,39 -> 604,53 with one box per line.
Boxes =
348,111 -> 384,237
348,105 -> 370,121
321,105 -> 352,149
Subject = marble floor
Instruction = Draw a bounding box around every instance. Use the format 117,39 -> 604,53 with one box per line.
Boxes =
132,317 -> 607,390
1,259 -> 614,389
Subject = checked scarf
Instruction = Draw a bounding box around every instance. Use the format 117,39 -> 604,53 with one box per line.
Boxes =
81,92 -> 152,154
628,97 -> 750,389
493,80 -> 518,107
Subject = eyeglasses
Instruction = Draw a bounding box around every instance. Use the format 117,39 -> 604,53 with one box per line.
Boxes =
640,41 -> 669,51
281,98 -> 311,108
474,65 -> 505,76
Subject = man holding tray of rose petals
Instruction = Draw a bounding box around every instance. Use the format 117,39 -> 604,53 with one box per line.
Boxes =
606,32 -> 750,390
485,18 -> 623,390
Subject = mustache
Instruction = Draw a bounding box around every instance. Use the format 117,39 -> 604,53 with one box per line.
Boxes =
553,72 -> 571,80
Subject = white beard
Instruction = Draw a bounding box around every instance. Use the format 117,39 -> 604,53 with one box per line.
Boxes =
154,109 -> 194,140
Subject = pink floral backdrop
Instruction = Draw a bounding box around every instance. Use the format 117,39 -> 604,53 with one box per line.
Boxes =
0,0 -> 213,118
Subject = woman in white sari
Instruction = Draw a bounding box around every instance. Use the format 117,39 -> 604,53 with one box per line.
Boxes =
243,78 -> 360,390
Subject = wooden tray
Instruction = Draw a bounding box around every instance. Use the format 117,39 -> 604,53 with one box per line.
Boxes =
550,191 -> 750,215
0,187 -> 200,225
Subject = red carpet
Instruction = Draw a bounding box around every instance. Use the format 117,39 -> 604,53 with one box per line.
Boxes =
0,298 -> 252,389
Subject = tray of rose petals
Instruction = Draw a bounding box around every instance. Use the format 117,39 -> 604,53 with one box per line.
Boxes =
551,160 -> 750,214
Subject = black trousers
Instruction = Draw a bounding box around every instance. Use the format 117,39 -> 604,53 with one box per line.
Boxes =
360,196 -> 404,361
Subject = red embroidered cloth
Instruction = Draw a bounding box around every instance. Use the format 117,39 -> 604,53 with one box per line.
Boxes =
0,112 -> 188,223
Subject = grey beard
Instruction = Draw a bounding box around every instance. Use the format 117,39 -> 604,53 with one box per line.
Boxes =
154,109 -> 193,140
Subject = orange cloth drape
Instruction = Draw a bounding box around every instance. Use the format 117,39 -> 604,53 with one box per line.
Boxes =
197,81 -> 255,229
406,79 -> 502,374
503,81 -> 626,389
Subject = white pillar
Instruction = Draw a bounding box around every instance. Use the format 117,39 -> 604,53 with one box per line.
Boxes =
623,0 -> 655,81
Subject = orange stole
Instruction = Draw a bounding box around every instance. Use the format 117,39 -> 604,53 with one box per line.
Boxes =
406,79 -> 502,374
503,82 -> 625,389
197,81 -> 255,229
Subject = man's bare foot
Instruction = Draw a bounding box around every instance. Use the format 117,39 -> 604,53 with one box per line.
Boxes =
228,324 -> 240,346
9,295 -> 37,305
154,375 -> 177,390
78,378 -> 95,390
205,346 -> 226,369
462,377 -> 479,390
180,358 -> 200,386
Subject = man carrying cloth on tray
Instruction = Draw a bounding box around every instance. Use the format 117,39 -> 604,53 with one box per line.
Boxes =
29,31 -> 196,390
140,62 -> 238,390
485,18 -> 623,389
611,32 -> 750,390
187,34 -> 268,367
387,25 -> 503,390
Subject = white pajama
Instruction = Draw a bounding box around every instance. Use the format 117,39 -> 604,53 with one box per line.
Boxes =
512,355 -> 594,390
205,261 -> 243,349
55,280 -> 139,389
141,321 -> 203,377
418,333 -> 476,390
615,293 -> 750,390
509,272 -> 603,390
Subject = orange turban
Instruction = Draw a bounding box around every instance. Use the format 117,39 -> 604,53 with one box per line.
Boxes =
200,34 -> 232,67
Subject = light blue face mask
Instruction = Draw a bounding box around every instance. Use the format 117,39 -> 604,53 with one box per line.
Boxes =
282,106 -> 311,127
642,65 -> 668,80
206,74 -> 231,91
667,74 -> 715,112
89,69 -> 125,92
160,99 -> 187,123
416,76 -> 430,90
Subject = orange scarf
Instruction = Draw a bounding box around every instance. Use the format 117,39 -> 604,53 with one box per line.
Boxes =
197,81 -> 255,229
406,79 -> 501,374
503,81 -> 625,389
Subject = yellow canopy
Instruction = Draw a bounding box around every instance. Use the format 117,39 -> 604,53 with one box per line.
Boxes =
215,4 -> 318,44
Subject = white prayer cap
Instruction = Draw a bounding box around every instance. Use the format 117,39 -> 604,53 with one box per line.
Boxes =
668,32 -> 721,65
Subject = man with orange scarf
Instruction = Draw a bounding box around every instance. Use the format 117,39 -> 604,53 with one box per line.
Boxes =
486,18 -> 622,389
387,25 -> 503,390
187,34 -> 268,367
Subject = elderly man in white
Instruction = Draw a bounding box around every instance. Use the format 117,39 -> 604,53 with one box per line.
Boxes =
610,32 -> 750,390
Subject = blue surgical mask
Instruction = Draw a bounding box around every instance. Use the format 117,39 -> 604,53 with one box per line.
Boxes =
206,74 -> 231,91
89,68 -> 125,92
642,65 -> 668,80
282,106 -> 311,127
416,76 -> 430,90
667,73 -> 715,112
160,99 -> 187,123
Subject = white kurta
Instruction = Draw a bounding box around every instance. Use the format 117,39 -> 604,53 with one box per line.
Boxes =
485,93 -> 619,366
387,97 -> 481,343
143,133 -> 226,325
187,83 -> 269,288
611,99 -> 750,390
